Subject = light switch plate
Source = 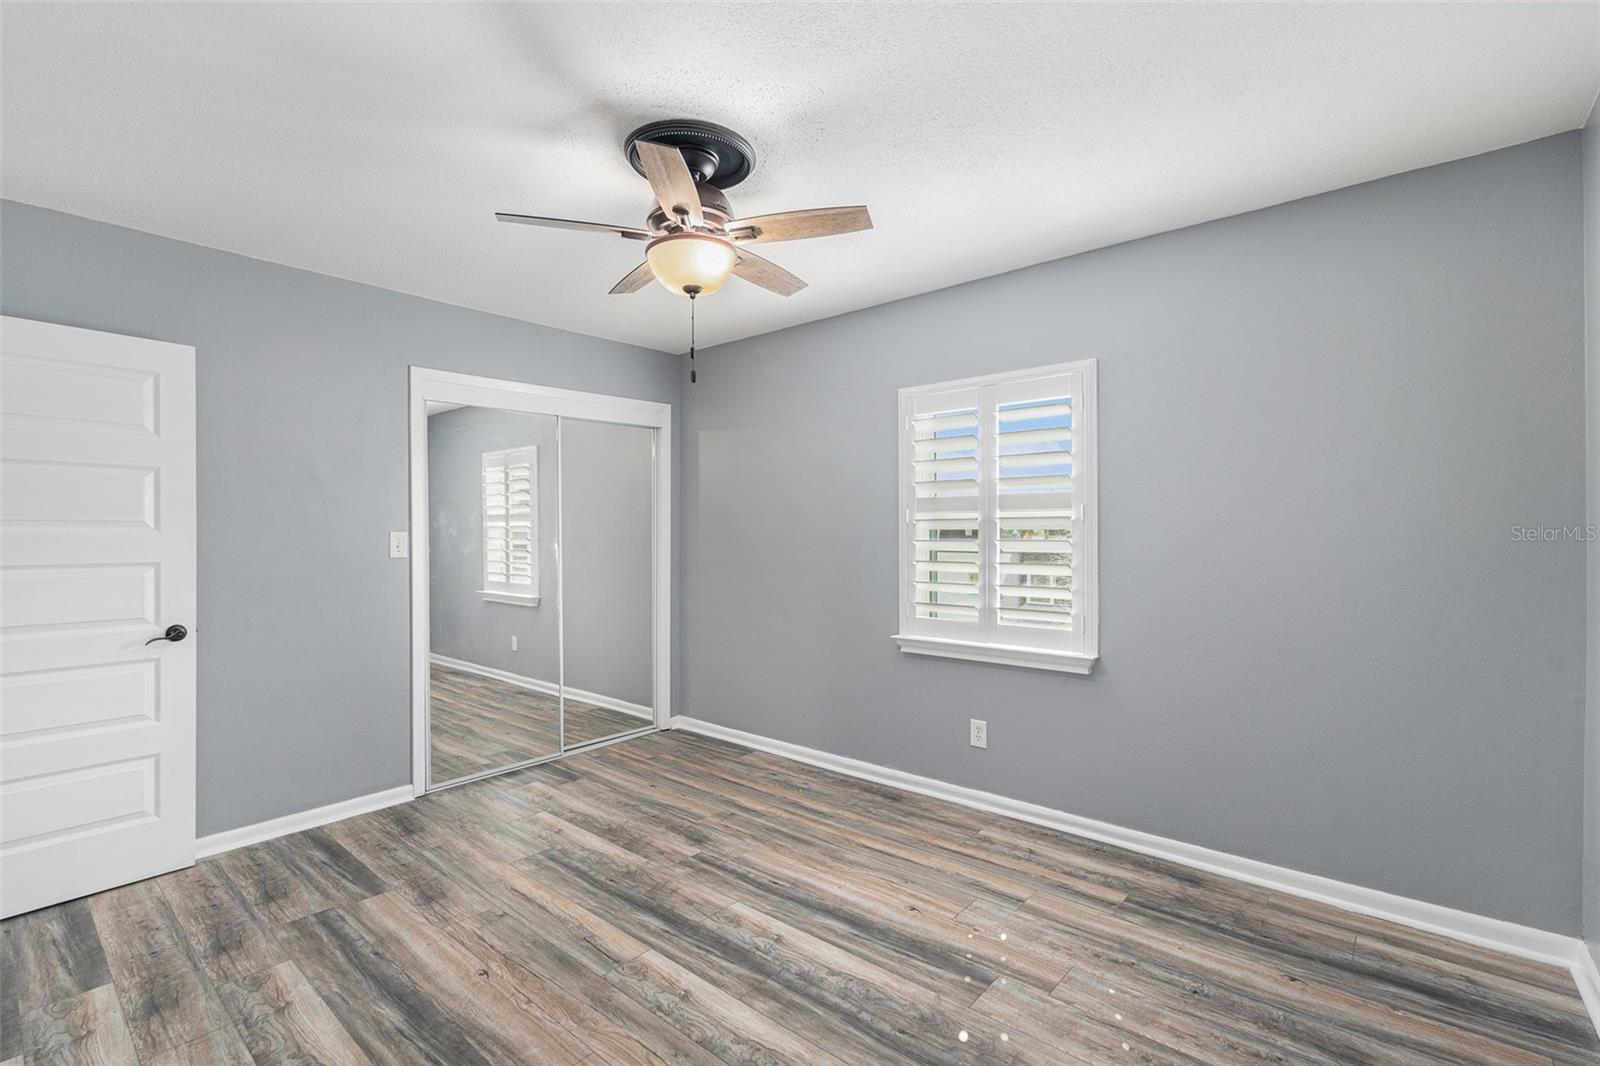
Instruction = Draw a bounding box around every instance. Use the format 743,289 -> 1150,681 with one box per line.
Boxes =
388,531 -> 409,559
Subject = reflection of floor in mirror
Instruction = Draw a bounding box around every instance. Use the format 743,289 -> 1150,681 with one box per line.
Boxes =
429,663 -> 649,784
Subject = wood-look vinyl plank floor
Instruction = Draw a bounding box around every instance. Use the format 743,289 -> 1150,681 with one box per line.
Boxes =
428,664 -> 649,783
3,731 -> 1596,1065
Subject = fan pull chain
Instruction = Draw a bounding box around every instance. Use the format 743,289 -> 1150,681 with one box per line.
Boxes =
686,287 -> 699,384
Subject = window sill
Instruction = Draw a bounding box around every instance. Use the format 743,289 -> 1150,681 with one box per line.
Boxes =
891,633 -> 1097,675
479,590 -> 540,607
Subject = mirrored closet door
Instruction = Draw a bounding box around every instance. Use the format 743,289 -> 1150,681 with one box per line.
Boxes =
413,372 -> 667,792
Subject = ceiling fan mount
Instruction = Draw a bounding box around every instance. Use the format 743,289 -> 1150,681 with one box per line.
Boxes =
623,119 -> 755,189
496,116 -> 871,299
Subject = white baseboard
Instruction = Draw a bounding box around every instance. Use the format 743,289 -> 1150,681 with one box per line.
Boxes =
431,653 -> 653,721
669,716 -> 1585,975
1573,943 -> 1600,1040
196,785 -> 414,859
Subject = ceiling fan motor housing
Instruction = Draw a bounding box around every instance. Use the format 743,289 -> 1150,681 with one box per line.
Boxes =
625,119 -> 755,190
676,145 -> 720,185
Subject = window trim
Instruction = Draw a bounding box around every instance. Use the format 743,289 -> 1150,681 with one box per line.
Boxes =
890,632 -> 1097,674
892,359 -> 1098,674
480,444 -> 540,607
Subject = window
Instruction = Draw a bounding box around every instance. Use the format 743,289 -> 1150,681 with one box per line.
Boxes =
481,446 -> 539,605
893,360 -> 1097,673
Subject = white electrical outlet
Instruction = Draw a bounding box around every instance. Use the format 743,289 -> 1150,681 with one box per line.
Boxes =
388,531 -> 408,559
511,635 -> 519,652
970,719 -> 988,749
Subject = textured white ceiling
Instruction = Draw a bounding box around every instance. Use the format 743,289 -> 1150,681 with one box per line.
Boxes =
3,3 -> 1597,353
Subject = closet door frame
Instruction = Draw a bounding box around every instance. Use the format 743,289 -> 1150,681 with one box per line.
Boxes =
407,366 -> 672,796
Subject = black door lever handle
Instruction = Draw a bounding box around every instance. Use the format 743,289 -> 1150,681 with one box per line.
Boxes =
145,624 -> 188,646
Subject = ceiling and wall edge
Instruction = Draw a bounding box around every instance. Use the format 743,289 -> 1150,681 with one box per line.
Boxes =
0,194 -> 686,357
684,127 -> 1600,363
5,127 -> 1597,361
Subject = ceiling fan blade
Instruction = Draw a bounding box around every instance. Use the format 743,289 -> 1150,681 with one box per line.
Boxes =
634,141 -> 704,228
732,248 -> 807,297
609,261 -> 656,295
495,213 -> 651,240
727,205 -> 872,244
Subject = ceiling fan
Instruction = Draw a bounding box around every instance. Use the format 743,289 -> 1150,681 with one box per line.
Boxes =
496,119 -> 872,299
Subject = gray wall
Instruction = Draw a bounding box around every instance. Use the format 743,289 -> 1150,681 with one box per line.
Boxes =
562,419 -> 654,709
1584,102 -> 1599,965
427,407 -> 561,684
0,200 -> 680,836
683,133 -> 1588,934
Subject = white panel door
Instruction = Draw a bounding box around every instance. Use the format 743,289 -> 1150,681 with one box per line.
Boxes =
0,316 -> 197,918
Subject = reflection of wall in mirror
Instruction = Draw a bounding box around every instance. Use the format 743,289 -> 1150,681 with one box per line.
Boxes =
427,407 -> 652,709
561,419 -> 653,710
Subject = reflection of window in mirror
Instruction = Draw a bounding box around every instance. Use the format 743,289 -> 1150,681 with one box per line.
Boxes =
480,446 -> 539,606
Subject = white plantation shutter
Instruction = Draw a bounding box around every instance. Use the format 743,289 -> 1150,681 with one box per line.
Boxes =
994,385 -> 1074,634
910,399 -> 981,623
897,361 -> 1097,672
482,446 -> 538,599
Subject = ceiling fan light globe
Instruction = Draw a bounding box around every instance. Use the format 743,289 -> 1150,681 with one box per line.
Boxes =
646,234 -> 735,296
